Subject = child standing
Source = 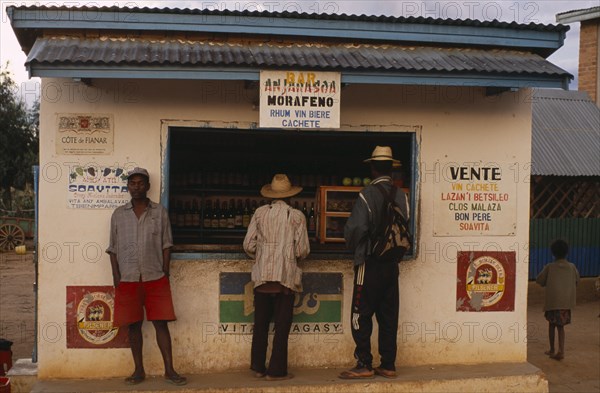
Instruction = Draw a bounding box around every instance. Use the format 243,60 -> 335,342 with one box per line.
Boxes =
536,239 -> 580,361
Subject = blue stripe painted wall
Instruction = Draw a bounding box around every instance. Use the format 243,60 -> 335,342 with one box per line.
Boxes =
529,218 -> 600,279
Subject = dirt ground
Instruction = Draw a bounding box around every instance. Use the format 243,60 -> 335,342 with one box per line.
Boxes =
1,251 -> 598,392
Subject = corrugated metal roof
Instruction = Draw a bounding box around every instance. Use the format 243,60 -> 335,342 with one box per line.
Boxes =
13,5 -> 570,33
26,37 -> 570,77
532,89 -> 600,176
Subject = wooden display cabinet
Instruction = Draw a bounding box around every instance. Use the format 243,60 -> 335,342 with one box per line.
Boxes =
316,186 -> 362,243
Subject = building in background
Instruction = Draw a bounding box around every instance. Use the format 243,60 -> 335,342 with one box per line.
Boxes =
530,89 -> 600,278
557,6 -> 600,105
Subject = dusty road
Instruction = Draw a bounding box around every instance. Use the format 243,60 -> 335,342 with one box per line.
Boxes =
0,251 -> 35,360
1,251 -> 598,392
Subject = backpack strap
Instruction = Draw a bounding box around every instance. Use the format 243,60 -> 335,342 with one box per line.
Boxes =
374,182 -> 410,231
373,183 -> 394,238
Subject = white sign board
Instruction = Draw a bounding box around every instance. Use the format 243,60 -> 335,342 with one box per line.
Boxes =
259,70 -> 340,129
433,162 -> 517,236
67,164 -> 129,209
56,113 -> 114,155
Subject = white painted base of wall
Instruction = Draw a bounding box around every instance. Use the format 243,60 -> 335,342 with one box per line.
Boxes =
30,362 -> 547,393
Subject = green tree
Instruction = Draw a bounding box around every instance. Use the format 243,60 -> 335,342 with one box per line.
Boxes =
0,65 -> 39,213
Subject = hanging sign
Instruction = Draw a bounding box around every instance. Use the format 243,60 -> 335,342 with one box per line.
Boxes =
259,70 -> 341,129
433,162 -> 517,236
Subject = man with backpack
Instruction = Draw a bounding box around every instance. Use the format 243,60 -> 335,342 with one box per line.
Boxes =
340,146 -> 410,380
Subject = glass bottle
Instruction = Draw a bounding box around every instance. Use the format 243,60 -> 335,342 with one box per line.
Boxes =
192,199 -> 201,227
308,202 -> 316,232
235,199 -> 243,228
227,199 -> 236,229
203,200 -> 212,229
219,201 -> 228,228
176,200 -> 185,227
211,199 -> 220,229
242,199 -> 251,228
184,201 -> 193,227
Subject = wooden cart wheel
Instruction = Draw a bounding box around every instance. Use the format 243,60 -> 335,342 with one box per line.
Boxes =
0,224 -> 25,251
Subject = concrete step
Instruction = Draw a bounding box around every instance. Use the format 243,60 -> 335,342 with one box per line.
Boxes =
30,362 -> 547,393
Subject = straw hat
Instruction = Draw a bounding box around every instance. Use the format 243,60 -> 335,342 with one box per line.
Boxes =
260,174 -> 302,199
363,146 -> 400,164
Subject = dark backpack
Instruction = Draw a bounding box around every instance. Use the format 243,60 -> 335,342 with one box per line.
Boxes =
370,183 -> 412,263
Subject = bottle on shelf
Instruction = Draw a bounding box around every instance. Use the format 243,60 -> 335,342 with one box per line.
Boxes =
302,201 -> 308,220
203,200 -> 212,228
235,199 -> 243,228
169,200 -> 177,225
192,199 -> 201,227
184,201 -> 193,227
211,199 -> 220,229
242,199 -> 251,228
219,201 -> 228,228
227,199 -> 236,229
176,200 -> 185,227
308,202 -> 316,232
250,199 -> 258,221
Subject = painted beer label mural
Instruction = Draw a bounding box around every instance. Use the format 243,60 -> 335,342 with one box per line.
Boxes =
66,286 -> 129,348
219,272 -> 343,334
56,113 -> 114,155
456,251 -> 516,312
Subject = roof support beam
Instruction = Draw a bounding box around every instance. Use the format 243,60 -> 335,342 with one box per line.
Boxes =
28,64 -> 570,89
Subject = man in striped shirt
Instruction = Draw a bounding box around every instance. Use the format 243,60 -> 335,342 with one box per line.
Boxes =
243,174 -> 310,381
340,146 -> 409,380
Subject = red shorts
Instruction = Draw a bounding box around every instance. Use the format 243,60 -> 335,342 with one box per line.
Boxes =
113,276 -> 176,327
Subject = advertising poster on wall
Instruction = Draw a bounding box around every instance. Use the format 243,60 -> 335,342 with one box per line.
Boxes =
66,286 -> 129,348
67,164 -> 129,209
259,70 -> 341,129
56,114 -> 114,155
434,162 -> 517,236
219,272 -> 343,334
456,251 -> 516,312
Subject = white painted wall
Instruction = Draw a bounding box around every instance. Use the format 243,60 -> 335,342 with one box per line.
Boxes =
37,78 -> 531,378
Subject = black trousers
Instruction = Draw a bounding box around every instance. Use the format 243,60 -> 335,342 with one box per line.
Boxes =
250,291 -> 295,376
351,260 -> 399,370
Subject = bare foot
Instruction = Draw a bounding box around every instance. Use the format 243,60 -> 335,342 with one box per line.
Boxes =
544,350 -> 555,356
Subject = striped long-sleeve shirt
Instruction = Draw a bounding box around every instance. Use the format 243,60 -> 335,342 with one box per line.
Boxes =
243,200 -> 310,292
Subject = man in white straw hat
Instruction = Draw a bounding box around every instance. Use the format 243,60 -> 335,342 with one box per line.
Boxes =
340,146 -> 410,380
243,174 -> 310,381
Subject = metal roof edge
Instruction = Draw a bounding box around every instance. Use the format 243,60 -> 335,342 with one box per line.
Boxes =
9,6 -> 567,57
556,7 -> 600,24
27,64 -> 571,89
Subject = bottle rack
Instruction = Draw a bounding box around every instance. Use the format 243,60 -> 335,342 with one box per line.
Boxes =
170,186 -> 317,245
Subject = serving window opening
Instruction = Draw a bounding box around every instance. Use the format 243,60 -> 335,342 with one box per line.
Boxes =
168,127 -> 415,254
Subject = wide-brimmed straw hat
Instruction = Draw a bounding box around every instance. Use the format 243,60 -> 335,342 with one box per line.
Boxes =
261,174 -> 302,199
363,146 -> 400,164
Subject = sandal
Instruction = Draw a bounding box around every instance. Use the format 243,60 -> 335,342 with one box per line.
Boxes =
544,350 -> 554,356
124,374 -> 145,385
338,367 -> 375,379
165,374 -> 188,386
